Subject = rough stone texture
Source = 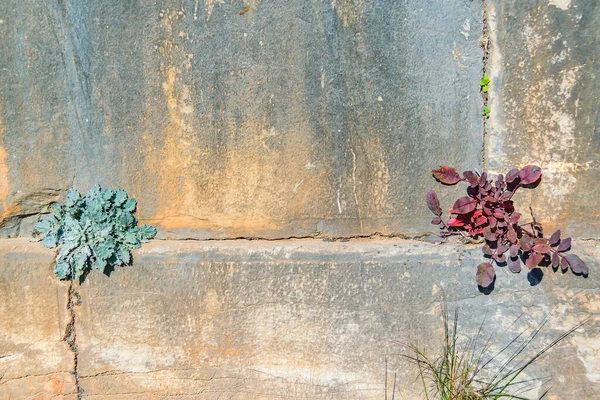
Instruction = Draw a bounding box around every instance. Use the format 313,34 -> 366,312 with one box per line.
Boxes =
486,0 -> 600,238
1,239 -> 598,398
0,0 -> 483,239
0,241 -> 77,398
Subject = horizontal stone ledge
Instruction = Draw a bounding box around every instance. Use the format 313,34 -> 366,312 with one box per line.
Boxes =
0,238 -> 598,399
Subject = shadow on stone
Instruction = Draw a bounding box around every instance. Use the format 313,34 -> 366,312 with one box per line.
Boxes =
75,259 -> 123,284
478,275 -> 496,295
527,268 -> 543,286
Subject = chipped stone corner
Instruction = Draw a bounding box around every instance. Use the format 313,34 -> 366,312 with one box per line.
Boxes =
0,189 -> 65,238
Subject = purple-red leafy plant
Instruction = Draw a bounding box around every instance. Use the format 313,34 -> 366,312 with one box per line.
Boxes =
427,165 -> 588,289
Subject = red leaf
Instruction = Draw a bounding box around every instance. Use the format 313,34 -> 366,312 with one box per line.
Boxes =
520,236 -> 534,251
446,218 -> 464,227
488,216 -> 497,228
505,168 -> 520,183
497,243 -> 509,254
532,242 -> 552,254
431,216 -> 442,225
476,263 -> 495,287
549,230 -> 561,246
463,171 -> 478,187
525,252 -> 543,269
471,227 -> 484,235
450,196 -> 477,214
519,165 -> 542,185
499,191 -> 513,201
510,244 -> 519,258
426,190 -> 442,216
557,237 -> 571,252
564,254 -> 588,275
509,258 -> 521,273
507,226 -> 517,243
509,212 -> 521,225
493,208 -> 505,219
475,216 -> 487,227
525,254 -> 536,269
560,256 -> 569,272
551,252 -> 559,268
432,166 -> 462,185
483,244 -> 494,256
479,172 -> 488,187
483,227 -> 497,241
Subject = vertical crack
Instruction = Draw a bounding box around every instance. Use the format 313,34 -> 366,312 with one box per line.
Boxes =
63,281 -> 81,398
480,0 -> 491,171
349,146 -> 363,233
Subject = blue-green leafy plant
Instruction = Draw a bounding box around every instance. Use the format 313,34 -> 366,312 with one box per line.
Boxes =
33,185 -> 157,280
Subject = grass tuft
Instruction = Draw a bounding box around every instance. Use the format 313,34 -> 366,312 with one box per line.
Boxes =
403,304 -> 587,400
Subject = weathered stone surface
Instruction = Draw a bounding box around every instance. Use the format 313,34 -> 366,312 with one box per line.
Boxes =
2,239 -> 595,398
0,240 -> 77,398
0,0 -> 483,239
486,0 -> 600,238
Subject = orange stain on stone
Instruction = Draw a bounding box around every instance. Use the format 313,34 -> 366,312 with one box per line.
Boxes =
0,115 -> 9,210
142,6 -> 326,238
0,144 -> 17,223
48,375 -> 64,394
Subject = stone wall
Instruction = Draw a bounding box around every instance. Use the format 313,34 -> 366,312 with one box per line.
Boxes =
1,1 -> 597,239
486,0 -> 600,238
0,0 -> 599,398
1,239 -> 599,399
1,0 -> 481,239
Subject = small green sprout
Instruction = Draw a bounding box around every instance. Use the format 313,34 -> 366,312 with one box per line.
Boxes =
480,75 -> 491,93
482,105 -> 491,119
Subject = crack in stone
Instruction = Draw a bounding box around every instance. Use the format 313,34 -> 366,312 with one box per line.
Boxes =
63,281 -> 82,399
153,231 -> 437,242
349,147 -> 363,233
481,0 -> 491,171
0,371 -> 74,385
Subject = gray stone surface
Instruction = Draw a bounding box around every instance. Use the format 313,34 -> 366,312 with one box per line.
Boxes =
0,0 -> 483,239
486,0 -> 600,238
2,239 -> 598,398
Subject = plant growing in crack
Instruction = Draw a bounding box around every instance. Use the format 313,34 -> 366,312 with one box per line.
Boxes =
482,105 -> 491,119
480,75 -> 491,119
32,184 -> 157,280
480,75 -> 491,93
426,166 -> 588,290
403,303 -> 589,399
